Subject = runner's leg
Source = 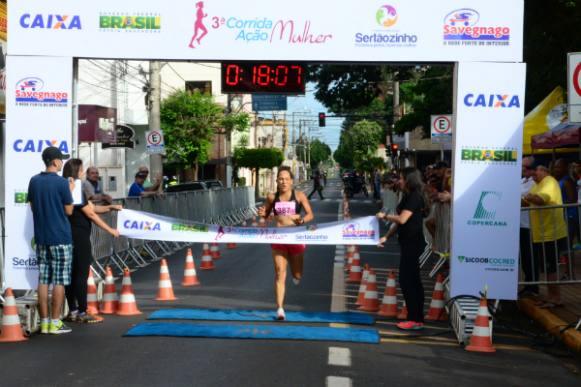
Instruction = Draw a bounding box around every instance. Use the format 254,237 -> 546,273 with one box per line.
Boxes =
289,253 -> 304,281
272,249 -> 289,308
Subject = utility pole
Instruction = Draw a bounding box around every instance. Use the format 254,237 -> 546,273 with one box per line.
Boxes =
148,61 -> 163,180
392,78 -> 400,168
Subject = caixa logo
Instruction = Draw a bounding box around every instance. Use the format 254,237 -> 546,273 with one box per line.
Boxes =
15,77 -> 69,106
13,139 -> 69,154
124,220 -> 161,231
20,14 -> 82,30
464,93 -> 520,108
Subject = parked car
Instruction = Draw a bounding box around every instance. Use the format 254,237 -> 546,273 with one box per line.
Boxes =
201,180 -> 224,189
164,181 -> 208,193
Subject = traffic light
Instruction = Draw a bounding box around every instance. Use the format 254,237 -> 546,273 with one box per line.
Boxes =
390,143 -> 399,158
318,112 -> 326,127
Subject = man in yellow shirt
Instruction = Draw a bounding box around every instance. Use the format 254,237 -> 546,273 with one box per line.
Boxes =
524,165 -> 566,307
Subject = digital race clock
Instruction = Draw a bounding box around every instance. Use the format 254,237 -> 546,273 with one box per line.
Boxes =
221,62 -> 306,94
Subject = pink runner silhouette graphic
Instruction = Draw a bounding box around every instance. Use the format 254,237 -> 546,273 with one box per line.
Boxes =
189,1 -> 208,48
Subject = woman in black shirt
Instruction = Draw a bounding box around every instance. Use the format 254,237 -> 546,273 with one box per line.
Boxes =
63,159 -> 122,323
377,167 -> 427,330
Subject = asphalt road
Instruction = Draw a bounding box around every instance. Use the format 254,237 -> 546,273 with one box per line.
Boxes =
1,179 -> 579,386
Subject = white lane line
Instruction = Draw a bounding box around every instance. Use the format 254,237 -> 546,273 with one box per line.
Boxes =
328,347 -> 351,367
326,376 -> 352,387
331,201 -> 346,312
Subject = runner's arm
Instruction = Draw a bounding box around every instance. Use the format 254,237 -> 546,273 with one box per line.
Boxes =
296,191 -> 314,224
259,193 -> 275,218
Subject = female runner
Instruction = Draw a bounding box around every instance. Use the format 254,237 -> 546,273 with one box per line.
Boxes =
258,166 -> 314,320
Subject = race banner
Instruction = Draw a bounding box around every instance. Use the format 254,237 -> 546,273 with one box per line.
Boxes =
118,209 -> 379,245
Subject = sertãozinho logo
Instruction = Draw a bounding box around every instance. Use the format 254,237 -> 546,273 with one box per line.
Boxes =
467,191 -> 507,227
376,5 -> 398,27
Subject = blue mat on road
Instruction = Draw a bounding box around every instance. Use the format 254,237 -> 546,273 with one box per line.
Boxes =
148,309 -> 375,325
125,323 -> 380,344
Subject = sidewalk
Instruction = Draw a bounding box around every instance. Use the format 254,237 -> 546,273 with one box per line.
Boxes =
518,253 -> 581,353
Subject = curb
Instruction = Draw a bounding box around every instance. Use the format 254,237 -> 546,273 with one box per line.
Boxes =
517,298 -> 581,353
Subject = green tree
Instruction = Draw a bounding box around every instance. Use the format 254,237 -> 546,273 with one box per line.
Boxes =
334,120 -> 383,170
160,90 -> 249,179
309,139 -> 332,169
234,148 -> 284,199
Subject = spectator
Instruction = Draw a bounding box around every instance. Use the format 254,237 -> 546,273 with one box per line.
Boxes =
62,159 -> 122,324
524,164 -> 567,308
82,166 -> 113,204
519,156 -> 537,296
128,171 -> 159,198
27,146 -> 74,334
307,169 -> 324,200
137,165 -> 162,191
553,158 -> 578,250
373,168 -> 382,200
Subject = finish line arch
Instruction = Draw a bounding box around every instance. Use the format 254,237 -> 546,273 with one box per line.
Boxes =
4,0 -> 525,299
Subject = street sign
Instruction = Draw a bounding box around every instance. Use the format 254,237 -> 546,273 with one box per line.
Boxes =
252,94 -> 287,111
430,115 -> 453,143
145,129 -> 165,154
568,52 -> 581,124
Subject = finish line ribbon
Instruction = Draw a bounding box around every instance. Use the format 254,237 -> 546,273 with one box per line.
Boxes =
117,209 -> 379,245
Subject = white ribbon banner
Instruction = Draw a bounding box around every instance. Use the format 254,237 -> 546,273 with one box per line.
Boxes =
118,209 -> 379,245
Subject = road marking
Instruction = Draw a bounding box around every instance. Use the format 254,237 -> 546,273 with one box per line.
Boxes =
331,201 -> 346,313
326,376 -> 352,387
328,347 -> 351,367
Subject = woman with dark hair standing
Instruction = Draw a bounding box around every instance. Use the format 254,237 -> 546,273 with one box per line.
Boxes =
62,159 -> 122,323
377,167 -> 428,330
257,166 -> 314,320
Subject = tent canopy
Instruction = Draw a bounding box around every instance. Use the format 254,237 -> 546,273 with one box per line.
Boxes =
522,86 -> 566,154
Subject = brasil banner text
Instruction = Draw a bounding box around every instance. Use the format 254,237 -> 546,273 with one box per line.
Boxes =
118,209 -> 379,245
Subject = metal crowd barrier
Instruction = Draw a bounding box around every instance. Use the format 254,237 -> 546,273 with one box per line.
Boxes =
519,203 -> 581,286
0,207 -> 4,297
89,187 -> 256,278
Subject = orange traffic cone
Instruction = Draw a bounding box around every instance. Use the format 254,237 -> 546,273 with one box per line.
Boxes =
358,269 -> 380,312
378,271 -> 398,317
466,295 -> 496,353
116,269 -> 142,315
344,245 -> 355,272
210,243 -> 222,260
347,255 -> 362,283
86,268 -> 100,315
356,265 -> 371,306
156,258 -> 177,301
227,242 -> 237,249
182,248 -> 201,287
425,273 -> 447,321
100,266 -> 118,314
397,300 -> 408,320
0,288 -> 27,342
200,244 -> 215,270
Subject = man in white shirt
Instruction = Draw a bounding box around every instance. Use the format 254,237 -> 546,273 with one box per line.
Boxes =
520,156 -> 537,296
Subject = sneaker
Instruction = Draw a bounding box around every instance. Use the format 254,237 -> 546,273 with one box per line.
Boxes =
40,320 -> 50,334
276,307 -> 286,321
49,320 -> 72,335
292,277 -> 301,286
77,313 -> 104,324
63,310 -> 79,323
396,321 -> 424,331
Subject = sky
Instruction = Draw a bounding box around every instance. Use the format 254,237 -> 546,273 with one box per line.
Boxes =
287,83 -> 343,151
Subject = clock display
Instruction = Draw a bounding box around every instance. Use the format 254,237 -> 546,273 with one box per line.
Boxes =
221,62 -> 306,94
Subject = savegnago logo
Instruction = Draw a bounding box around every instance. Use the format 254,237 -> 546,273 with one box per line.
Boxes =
460,147 -> 518,165
468,191 -> 507,227
443,8 -> 510,46
342,223 -> 376,239
99,12 -> 161,33
15,77 -> 69,107
355,5 -> 418,48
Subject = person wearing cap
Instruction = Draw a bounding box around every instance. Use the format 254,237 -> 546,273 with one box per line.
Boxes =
27,146 -> 74,334
128,171 -> 159,198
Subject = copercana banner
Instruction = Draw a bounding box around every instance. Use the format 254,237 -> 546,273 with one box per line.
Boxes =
450,62 -> 526,300
7,0 -> 523,62
4,55 -> 73,290
118,209 -> 379,245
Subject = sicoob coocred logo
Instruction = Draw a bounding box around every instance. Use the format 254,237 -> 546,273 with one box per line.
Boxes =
355,5 -> 418,48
